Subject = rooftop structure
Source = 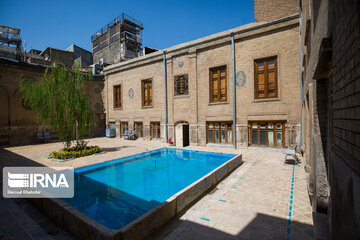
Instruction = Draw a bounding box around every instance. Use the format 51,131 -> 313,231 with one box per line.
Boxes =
91,13 -> 143,65
66,44 -> 93,67
0,25 -> 23,61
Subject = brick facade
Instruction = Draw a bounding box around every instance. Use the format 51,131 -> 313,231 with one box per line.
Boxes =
255,0 -> 298,22
104,16 -> 301,149
0,59 -> 106,145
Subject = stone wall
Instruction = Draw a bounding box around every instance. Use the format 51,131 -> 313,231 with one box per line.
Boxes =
300,0 -> 360,238
300,0 -> 331,213
93,41 -> 121,65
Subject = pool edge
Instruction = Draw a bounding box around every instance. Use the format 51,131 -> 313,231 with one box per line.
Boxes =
32,153 -> 243,240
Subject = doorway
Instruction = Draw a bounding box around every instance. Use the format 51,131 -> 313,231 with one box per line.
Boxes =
175,121 -> 189,147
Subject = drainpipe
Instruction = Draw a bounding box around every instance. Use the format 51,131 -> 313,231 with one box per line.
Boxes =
231,33 -> 237,149
299,5 -> 303,150
163,51 -> 168,142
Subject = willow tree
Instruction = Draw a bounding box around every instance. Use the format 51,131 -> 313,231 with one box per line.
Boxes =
20,64 -> 94,149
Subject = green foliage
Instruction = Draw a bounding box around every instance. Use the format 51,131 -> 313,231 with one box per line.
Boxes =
19,64 -> 95,148
50,146 -> 101,159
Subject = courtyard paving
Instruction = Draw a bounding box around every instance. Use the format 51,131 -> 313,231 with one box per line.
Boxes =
0,137 -> 313,239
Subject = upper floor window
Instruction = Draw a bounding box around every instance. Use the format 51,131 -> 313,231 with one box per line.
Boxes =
142,79 -> 152,107
174,74 -> 189,96
113,85 -> 121,109
254,57 -> 277,98
209,66 -> 227,102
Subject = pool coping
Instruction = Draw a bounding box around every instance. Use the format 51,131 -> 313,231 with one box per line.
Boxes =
30,148 -> 243,240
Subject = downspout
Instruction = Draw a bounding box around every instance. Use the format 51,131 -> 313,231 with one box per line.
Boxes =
299,5 -> 303,150
231,33 -> 237,149
163,51 -> 168,142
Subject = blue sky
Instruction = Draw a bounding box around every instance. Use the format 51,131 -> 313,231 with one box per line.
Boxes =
0,0 -> 254,52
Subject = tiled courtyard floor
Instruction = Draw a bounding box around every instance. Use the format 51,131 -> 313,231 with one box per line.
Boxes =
0,137 -> 313,239
157,148 -> 314,240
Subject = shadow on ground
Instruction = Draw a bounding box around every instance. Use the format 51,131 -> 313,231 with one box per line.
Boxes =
154,213 -> 314,240
0,148 -> 75,239
101,146 -> 133,152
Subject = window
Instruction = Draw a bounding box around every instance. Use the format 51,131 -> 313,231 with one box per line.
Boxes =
108,122 -> 116,129
113,85 -> 121,109
174,74 -> 189,96
249,121 -> 285,147
142,79 -> 152,107
209,66 -> 227,102
206,121 -> 233,144
120,122 -> 128,136
150,122 -> 160,139
254,57 -> 277,98
134,122 -> 143,137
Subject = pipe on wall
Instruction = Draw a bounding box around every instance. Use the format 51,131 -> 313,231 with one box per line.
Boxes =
163,51 -> 168,142
299,3 -> 303,150
231,33 -> 237,149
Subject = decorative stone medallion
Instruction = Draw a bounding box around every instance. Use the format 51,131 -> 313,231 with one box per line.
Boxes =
178,60 -> 184,68
128,88 -> 134,99
236,71 -> 246,87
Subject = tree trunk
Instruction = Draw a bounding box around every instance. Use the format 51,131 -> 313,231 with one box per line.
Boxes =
76,120 -> 79,148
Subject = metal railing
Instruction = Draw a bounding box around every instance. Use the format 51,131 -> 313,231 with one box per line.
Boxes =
91,13 -> 143,41
120,31 -> 142,44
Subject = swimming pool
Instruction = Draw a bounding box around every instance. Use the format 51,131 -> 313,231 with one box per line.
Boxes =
63,148 -> 236,230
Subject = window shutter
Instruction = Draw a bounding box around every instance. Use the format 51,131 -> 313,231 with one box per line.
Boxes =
255,57 -> 277,98
257,62 -> 265,97
220,69 -> 226,100
267,59 -> 276,97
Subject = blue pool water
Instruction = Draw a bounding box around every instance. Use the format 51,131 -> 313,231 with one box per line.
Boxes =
63,148 -> 236,229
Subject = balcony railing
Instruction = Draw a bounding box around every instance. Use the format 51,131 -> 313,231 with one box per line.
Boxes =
91,13 -> 143,41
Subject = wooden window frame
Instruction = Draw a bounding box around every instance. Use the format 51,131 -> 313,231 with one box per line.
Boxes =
113,85 -> 122,109
141,79 -> 153,107
134,121 -> 143,137
254,56 -> 278,99
206,121 -> 233,144
248,121 -> 285,147
150,122 -> 161,139
120,121 -> 128,137
209,65 -> 227,103
174,74 -> 189,96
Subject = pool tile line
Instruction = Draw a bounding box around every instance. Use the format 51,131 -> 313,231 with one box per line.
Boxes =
286,165 -> 296,240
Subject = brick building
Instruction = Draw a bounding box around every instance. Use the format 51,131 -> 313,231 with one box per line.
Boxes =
0,53 -> 105,146
103,2 -> 301,149
300,0 -> 360,238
